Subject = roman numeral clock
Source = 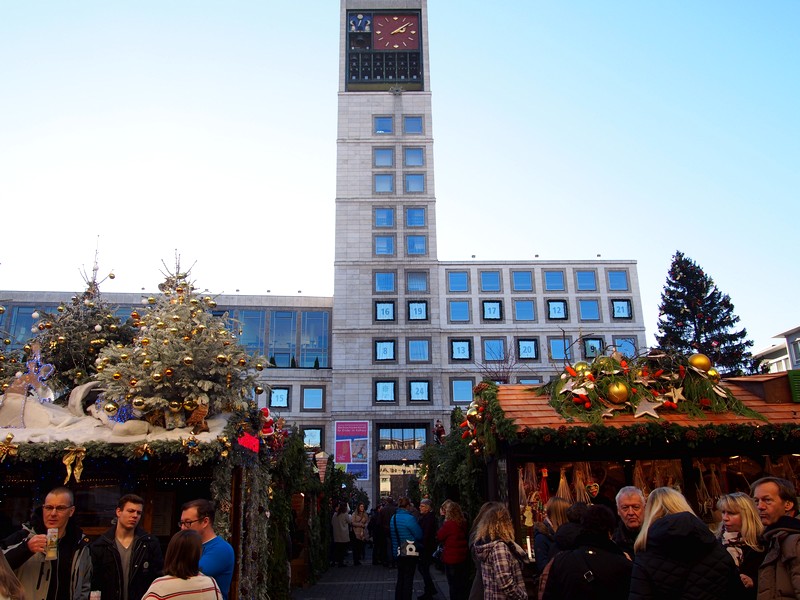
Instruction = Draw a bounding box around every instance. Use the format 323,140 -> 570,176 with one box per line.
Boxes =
347,11 -> 423,91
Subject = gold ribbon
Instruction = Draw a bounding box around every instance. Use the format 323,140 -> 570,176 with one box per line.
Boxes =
62,446 -> 86,484
0,433 -> 19,462
133,443 -> 153,459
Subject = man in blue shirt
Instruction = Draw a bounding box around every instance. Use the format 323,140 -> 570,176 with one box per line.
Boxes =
179,499 -> 235,600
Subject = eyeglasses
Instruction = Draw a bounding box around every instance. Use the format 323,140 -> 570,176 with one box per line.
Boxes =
178,518 -> 203,528
43,505 -> 73,513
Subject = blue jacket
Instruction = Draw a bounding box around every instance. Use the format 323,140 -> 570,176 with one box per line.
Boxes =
389,509 -> 423,558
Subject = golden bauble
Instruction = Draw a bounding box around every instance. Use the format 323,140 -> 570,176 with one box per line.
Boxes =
183,398 -> 199,411
112,372 -> 122,380
131,311 -> 140,320
216,354 -> 228,364
96,364 -> 104,372
573,361 -> 590,373
164,368 -> 174,377
688,353 -> 712,372
37,323 -> 45,331
129,378 -> 138,387
208,300 -> 217,308
151,372 -> 163,383
0,306 -> 6,315
23,345 -> 31,353
707,367 -> 721,384
103,401 -> 119,416
120,353 -> 129,360
169,327 -> 178,334
57,336 -> 66,343
168,400 -> 183,413
147,297 -> 156,304
132,397 -> 147,410
44,322 -> 52,329
255,362 -> 264,371
56,305 -> 64,312
109,324 -> 117,332
172,314 -> 181,321
183,336 -> 191,342
143,359 -> 152,367
108,272 -> 115,279
3,339 -> 10,346
156,321 -> 166,329
607,381 -> 630,404
238,358 -> 247,366
183,356 -> 194,366
255,386 -> 264,395
75,371 -> 83,379
190,298 -> 199,305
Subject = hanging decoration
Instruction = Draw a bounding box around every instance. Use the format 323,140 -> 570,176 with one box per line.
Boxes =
0,433 -> 19,461
62,445 -> 86,483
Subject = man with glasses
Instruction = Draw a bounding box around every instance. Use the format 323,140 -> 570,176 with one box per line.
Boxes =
179,499 -> 234,600
2,486 -> 92,599
89,493 -> 163,600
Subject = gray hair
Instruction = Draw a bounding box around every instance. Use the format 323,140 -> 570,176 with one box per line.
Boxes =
420,499 -> 433,508
615,486 -> 645,508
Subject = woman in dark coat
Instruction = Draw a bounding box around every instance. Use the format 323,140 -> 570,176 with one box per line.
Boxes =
628,487 -> 744,600
542,504 -> 632,600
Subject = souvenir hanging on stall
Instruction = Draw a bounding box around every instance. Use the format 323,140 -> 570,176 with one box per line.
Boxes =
557,466 -> 573,503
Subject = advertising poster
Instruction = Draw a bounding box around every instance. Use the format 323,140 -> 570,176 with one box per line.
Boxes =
335,421 -> 369,480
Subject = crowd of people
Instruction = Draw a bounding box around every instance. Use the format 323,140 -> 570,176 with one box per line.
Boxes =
330,476 -> 800,600
0,489 -> 234,600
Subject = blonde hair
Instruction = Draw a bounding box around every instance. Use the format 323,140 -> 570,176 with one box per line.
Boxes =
715,492 -> 764,552
634,487 -> 694,552
545,496 -> 570,531
0,551 -> 24,600
472,501 -> 515,543
444,500 -> 466,525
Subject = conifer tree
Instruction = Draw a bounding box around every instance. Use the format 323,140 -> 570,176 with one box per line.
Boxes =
656,251 -> 752,375
94,265 -> 268,431
34,271 -> 135,399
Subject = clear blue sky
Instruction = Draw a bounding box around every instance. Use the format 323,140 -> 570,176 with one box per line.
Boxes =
1,2 -> 797,353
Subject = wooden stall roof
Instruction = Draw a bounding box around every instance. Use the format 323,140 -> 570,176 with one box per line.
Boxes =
497,374 -> 800,433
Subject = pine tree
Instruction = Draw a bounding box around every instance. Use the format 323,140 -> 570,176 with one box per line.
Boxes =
34,275 -> 136,400
94,266 -> 268,432
656,251 -> 753,375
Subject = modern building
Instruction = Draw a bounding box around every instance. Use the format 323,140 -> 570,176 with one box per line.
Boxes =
753,325 -> 800,373
0,0 -> 646,501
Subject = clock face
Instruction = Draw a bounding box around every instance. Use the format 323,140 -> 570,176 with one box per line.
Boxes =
373,14 -> 420,50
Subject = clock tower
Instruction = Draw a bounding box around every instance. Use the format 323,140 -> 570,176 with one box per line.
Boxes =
332,0 -> 438,497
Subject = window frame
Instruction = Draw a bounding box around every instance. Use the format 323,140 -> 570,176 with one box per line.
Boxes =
374,173 -> 395,194
404,173 -> 425,193
374,235 -> 395,256
583,337 -> 605,359
374,115 -> 393,134
451,378 -> 475,404
607,269 -> 630,291
516,338 -> 540,361
405,206 -> 426,227
374,206 -> 395,228
613,336 -> 637,358
481,300 -> 503,322
406,234 -> 427,256
578,298 -> 601,321
543,269 -> 566,291
300,386 -> 325,412
374,339 -> 397,363
482,337 -> 506,362
447,270 -> 470,293
408,380 -> 431,403
373,147 -> 394,167
448,338 -> 472,363
302,427 -> 324,449
511,270 -> 533,292
375,300 -> 396,322
407,337 -> 432,363
269,387 -> 290,409
405,270 -> 429,293
479,270 -> 502,292
547,337 -> 572,361
547,299 -> 569,320
448,300 -> 471,323
611,299 -> 633,320
374,270 -> 397,293
407,300 -> 429,322
403,147 -> 424,167
575,269 -> 598,291
513,299 -> 536,322
403,115 -> 423,134
374,379 -> 398,404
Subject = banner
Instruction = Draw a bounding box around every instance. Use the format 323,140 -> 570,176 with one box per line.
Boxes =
334,421 -> 369,480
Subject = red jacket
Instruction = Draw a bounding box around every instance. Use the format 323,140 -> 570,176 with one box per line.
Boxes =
437,519 -> 468,565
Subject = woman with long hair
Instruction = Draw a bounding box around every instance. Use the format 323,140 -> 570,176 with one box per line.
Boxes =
142,530 -> 221,600
533,496 -> 569,573
629,487 -> 743,600
0,552 -> 23,600
472,502 -> 530,600
437,500 -> 469,600
714,492 -> 766,599
351,502 -> 369,566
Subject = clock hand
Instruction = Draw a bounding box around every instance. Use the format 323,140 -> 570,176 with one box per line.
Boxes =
390,22 -> 411,34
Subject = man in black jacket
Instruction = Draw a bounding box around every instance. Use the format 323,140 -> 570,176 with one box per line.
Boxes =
416,499 -> 437,599
752,476 -> 800,598
89,494 -> 163,600
612,486 -> 644,558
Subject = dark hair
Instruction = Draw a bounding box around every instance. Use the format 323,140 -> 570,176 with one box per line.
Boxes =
163,530 -> 202,579
397,497 -> 411,509
181,499 -> 215,522
751,477 -> 797,503
118,494 -> 144,510
581,505 -> 616,537
46,487 -> 74,506
566,502 -> 589,524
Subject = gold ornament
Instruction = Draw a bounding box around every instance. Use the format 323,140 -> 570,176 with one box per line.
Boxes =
169,327 -> 178,334
132,397 -> 147,410
62,446 -> 86,484
573,361 -> 590,373
143,358 -> 152,367
164,368 -> 174,377
131,311 -> 140,319
120,353 -> 129,360
147,297 -> 156,304
109,272 -> 115,279
688,353 -> 712,372
255,362 -> 264,371
183,356 -> 194,366
104,401 -> 119,416
151,372 -> 163,382
129,378 -> 138,387
112,372 -> 122,380
238,358 -> 247,366
707,367 -> 721,383
607,381 -> 629,404
168,400 -> 183,413
0,433 -> 19,462
255,386 -> 264,395
183,398 -> 199,411
156,321 -> 166,329
216,354 -> 228,364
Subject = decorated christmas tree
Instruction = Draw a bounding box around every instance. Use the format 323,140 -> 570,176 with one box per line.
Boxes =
656,251 -> 752,375
33,265 -> 136,399
94,263 -> 269,433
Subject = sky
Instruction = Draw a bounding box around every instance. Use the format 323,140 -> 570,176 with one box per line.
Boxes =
1,1 -> 798,353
